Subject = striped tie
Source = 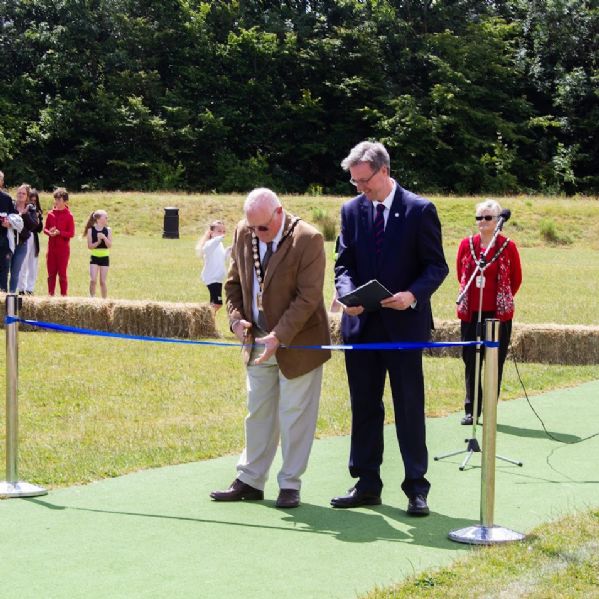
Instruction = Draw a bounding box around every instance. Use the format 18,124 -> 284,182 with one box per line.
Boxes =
374,203 -> 385,258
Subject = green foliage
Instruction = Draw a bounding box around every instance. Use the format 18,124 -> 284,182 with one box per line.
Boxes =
0,1 -> 597,194
539,218 -> 573,245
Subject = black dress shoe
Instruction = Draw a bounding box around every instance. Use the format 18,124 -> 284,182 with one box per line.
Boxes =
330,487 -> 382,509
210,478 -> 264,502
407,494 -> 430,516
275,488 -> 300,508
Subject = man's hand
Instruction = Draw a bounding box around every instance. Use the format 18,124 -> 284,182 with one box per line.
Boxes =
381,291 -> 416,311
254,332 -> 280,365
343,305 -> 364,317
232,319 -> 252,343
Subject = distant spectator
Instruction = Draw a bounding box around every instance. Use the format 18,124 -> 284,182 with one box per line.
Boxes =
0,176 -> 19,292
195,220 -> 231,312
83,209 -> 112,298
10,183 -> 39,293
44,188 -> 75,296
17,188 -> 43,295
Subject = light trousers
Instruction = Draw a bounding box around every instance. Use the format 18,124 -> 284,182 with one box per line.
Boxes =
236,348 -> 322,491
17,236 -> 39,293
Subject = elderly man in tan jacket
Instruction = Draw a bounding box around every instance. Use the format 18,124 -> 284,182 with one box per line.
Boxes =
210,188 -> 331,508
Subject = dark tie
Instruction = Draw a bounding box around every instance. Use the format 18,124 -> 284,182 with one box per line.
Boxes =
257,242 -> 274,331
262,241 -> 274,271
374,203 -> 385,258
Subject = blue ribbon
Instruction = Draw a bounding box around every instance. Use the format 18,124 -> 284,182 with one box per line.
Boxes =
4,316 -> 498,350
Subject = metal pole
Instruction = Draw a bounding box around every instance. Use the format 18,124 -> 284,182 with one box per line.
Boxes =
0,293 -> 47,498
449,319 -> 524,544
480,318 -> 499,527
5,293 -> 19,483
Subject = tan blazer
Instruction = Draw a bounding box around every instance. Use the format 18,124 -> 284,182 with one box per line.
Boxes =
226,213 -> 331,379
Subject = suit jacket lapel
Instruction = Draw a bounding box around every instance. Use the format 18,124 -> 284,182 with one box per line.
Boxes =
263,213 -> 294,289
380,186 -> 405,268
359,195 -> 377,274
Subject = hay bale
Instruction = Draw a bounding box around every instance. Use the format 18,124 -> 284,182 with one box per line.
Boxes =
326,315 -> 599,365
1,294 -> 217,340
111,300 -> 217,339
511,323 -> 599,365
428,319 -> 462,358
328,312 -> 342,345
4,294 -> 598,362
19,296 -> 115,332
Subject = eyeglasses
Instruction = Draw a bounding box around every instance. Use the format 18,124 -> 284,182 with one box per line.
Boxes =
349,167 -> 381,187
247,208 -> 279,233
475,215 -> 495,221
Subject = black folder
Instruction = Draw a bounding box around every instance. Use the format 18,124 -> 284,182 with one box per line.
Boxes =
337,279 -> 393,312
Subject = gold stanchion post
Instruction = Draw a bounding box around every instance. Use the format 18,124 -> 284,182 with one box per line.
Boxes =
448,319 -> 524,544
0,294 -> 47,498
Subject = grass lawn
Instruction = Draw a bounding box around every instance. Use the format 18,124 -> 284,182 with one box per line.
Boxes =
2,191 -> 598,598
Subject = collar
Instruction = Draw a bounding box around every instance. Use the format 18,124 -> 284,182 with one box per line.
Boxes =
373,179 -> 396,212
263,211 -> 285,251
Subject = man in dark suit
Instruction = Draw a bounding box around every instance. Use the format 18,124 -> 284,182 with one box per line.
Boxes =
331,141 -> 448,515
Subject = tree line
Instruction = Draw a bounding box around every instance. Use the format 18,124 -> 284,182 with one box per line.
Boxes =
0,0 -> 597,195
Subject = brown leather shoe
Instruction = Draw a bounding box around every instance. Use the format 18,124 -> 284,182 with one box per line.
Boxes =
330,487 -> 382,509
275,488 -> 300,508
210,479 -> 264,502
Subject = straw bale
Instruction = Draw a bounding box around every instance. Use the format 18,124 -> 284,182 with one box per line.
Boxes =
111,300 -> 217,339
18,296 -> 115,332
4,294 -> 597,362
329,312 -> 342,345
326,315 -> 599,365
1,294 -> 217,340
510,323 -> 599,365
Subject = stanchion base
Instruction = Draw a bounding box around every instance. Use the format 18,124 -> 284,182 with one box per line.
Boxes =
0,480 -> 48,499
449,524 -> 525,545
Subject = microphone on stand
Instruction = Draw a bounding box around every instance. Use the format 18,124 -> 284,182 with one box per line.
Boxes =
495,208 -> 511,231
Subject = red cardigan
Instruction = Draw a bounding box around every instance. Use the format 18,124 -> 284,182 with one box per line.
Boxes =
456,233 -> 522,321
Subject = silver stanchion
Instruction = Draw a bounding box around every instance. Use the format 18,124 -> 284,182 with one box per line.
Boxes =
0,293 -> 47,498
448,319 -> 524,544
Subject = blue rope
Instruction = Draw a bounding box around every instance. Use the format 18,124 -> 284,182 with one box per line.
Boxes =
5,316 -> 498,350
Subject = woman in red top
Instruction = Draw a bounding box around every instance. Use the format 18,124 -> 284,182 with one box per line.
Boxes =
456,199 -> 522,425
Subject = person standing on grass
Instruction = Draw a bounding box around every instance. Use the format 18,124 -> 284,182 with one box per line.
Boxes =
195,220 -> 231,312
44,188 -> 75,296
210,188 -> 331,509
10,183 -> 39,294
83,209 -> 112,298
17,188 -> 44,295
456,199 -> 522,425
0,175 -> 19,292
331,141 -> 448,516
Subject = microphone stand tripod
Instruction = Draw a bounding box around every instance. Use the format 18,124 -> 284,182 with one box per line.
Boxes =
434,216 -> 523,470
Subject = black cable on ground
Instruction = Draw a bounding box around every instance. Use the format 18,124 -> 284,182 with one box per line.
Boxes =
511,353 -> 599,445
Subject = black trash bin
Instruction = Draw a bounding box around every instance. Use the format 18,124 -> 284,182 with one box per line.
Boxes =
163,207 -> 179,239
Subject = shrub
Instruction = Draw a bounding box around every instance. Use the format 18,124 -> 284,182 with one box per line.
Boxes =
311,206 -> 326,222
540,219 -> 572,245
320,215 -> 337,241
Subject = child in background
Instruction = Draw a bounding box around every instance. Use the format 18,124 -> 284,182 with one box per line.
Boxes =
44,188 -> 75,296
195,220 -> 231,312
83,209 -> 112,298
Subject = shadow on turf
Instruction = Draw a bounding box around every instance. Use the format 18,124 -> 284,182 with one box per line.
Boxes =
497,423 -> 581,443
25,497 -> 472,549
